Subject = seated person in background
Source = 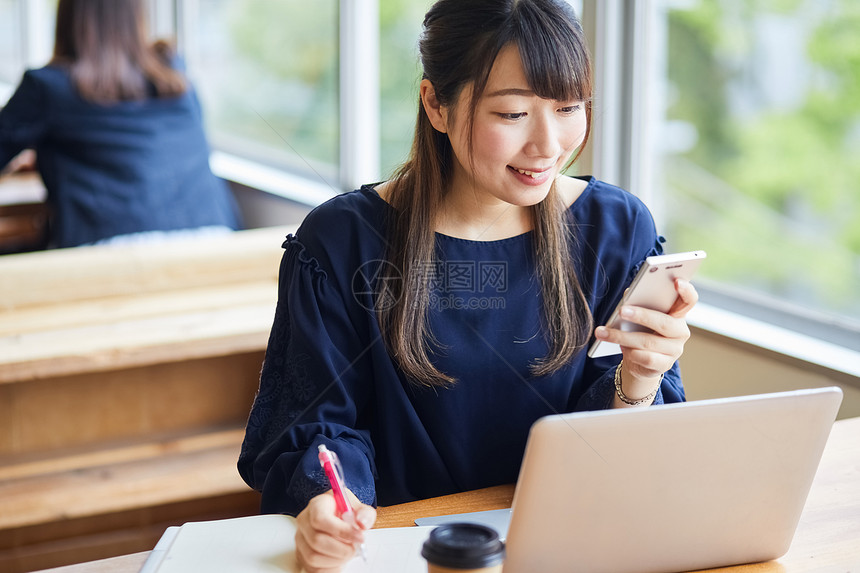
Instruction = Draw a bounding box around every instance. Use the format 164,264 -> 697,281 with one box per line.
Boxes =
0,0 -> 240,248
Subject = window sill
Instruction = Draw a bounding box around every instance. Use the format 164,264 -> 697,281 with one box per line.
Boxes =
688,302 -> 860,383
210,151 -> 339,208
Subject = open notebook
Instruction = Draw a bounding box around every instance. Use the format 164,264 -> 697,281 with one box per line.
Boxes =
141,514 -> 434,573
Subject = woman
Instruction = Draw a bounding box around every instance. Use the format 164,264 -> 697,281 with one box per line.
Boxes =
0,0 -> 240,248
239,0 -> 697,571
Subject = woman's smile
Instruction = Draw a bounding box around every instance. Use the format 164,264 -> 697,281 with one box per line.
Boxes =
508,164 -> 555,185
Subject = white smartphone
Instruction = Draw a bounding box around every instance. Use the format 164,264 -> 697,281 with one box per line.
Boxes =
587,250 -> 707,358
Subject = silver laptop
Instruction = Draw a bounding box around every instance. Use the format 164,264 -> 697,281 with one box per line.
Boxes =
418,387 -> 843,573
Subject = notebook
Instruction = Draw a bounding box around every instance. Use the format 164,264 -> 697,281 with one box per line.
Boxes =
418,387 -> 843,573
141,514 -> 435,573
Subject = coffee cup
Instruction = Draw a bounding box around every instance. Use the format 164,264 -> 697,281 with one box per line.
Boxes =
421,522 -> 505,573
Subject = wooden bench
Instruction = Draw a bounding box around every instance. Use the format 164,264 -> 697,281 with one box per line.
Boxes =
0,225 -> 294,572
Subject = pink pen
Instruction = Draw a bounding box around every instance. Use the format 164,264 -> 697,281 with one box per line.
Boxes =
318,444 -> 367,560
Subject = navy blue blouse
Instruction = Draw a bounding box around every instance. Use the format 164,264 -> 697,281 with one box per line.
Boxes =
0,63 -> 240,247
238,177 -> 685,514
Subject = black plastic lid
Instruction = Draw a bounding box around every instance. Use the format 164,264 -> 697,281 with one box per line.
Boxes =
421,523 -> 506,569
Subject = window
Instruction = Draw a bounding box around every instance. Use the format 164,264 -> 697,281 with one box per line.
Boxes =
0,0 -> 55,94
652,0 -> 860,346
0,0 -> 23,87
581,0 -> 859,356
183,0 -> 340,188
379,0 -> 430,177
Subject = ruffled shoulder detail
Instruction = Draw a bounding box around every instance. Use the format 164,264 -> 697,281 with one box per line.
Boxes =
283,234 -> 328,280
625,235 -> 666,284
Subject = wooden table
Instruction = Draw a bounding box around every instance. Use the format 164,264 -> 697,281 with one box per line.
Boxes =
36,416 -> 860,572
0,171 -> 48,254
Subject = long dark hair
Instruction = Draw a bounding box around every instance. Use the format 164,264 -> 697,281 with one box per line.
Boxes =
378,0 -> 594,387
52,0 -> 186,103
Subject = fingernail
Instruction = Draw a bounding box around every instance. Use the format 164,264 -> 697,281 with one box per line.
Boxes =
620,306 -> 634,318
595,326 -> 607,338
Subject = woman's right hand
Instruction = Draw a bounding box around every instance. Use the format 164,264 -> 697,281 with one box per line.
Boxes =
295,489 -> 376,573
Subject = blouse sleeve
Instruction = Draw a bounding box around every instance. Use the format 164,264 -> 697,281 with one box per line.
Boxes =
573,194 -> 686,410
0,70 -> 48,169
238,235 -> 378,515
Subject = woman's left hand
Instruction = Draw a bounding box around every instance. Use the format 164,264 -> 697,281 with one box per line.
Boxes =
0,149 -> 36,177
594,278 -> 699,405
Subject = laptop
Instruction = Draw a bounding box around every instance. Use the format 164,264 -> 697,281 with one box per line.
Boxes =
416,387 -> 843,573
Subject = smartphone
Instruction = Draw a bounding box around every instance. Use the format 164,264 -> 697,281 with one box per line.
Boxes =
587,250 -> 707,358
